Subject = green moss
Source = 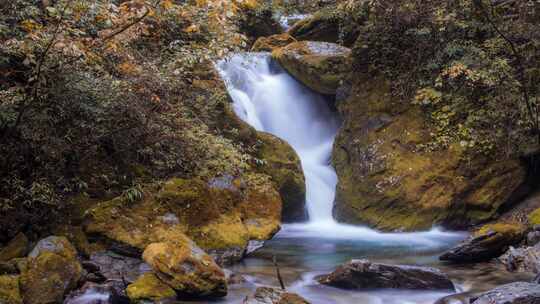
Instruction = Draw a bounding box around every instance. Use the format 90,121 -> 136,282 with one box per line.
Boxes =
126,273 -> 176,302
529,208 -> 540,226
0,275 -> 22,304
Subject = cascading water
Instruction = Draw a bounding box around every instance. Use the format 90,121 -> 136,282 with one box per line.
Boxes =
215,53 -> 525,304
217,52 -> 463,244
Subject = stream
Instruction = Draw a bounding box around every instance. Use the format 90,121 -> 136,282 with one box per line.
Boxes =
216,53 -> 532,304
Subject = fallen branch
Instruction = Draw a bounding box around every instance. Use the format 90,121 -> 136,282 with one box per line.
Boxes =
102,6 -> 150,42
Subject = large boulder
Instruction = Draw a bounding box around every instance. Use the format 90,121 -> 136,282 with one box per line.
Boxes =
142,241 -> 227,298
235,0 -> 282,41
251,33 -> 297,52
272,41 -> 351,95
317,259 -> 454,291
244,287 -> 310,304
332,74 -> 528,231
440,223 -> 525,263
287,9 -> 340,44
256,132 -> 306,222
470,282 -> 540,304
0,275 -> 22,304
126,272 -> 176,303
84,174 -> 281,264
0,233 -> 28,262
20,236 -> 83,304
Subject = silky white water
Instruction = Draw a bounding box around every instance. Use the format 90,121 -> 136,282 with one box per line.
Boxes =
217,53 -> 464,246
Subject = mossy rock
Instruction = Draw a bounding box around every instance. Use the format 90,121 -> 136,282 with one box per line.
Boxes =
256,132 -> 306,222
272,41 -> 352,95
85,174 -> 282,261
332,76 -> 528,231
440,222 -> 525,262
52,225 -> 92,257
235,0 -> 282,40
126,272 -> 176,302
251,33 -> 297,52
288,9 -> 340,44
20,238 -> 82,304
0,233 -> 28,263
0,275 -> 22,304
143,241 -> 227,298
528,208 -> 540,226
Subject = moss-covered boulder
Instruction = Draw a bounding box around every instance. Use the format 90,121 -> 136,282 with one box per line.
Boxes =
272,41 -> 351,95
256,132 -> 306,222
126,272 -> 176,302
0,233 -> 28,262
332,75 -> 528,231
251,33 -> 297,52
235,0 -> 282,41
20,236 -> 82,304
0,275 -> 22,304
287,9 -> 340,44
143,241 -> 227,298
84,174 -> 281,263
439,222 -> 525,263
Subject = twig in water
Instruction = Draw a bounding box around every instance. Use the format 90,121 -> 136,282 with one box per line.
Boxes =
272,255 -> 286,290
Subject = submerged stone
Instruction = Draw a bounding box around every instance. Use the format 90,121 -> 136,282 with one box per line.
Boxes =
244,287 -> 310,304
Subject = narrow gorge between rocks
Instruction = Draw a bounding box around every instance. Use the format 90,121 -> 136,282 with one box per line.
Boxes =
215,53 -> 532,304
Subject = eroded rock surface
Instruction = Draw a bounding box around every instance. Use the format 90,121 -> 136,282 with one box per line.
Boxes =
318,259 -> 454,291
243,287 -> 310,304
470,282 -> 540,304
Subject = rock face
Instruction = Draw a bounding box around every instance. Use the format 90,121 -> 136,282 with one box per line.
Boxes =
288,10 -> 339,44
84,174 -> 281,264
252,33 -> 297,52
142,241 -> 227,298
500,244 -> 540,274
272,41 -> 351,95
317,259 -> 454,291
332,74 -> 528,231
0,233 -> 28,262
0,275 -> 22,304
126,273 -> 176,302
440,223 -> 524,263
256,132 -> 306,222
243,287 -> 310,304
470,282 -> 540,304
20,236 -> 83,304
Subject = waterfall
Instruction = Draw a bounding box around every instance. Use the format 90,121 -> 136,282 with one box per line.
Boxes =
217,53 -> 465,244
218,53 -> 339,223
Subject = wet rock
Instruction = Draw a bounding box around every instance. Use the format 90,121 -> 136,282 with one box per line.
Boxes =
470,282 -> 540,304
142,241 -> 227,298
64,282 -> 129,304
87,251 -> 151,287
243,287 -> 310,304
20,236 -> 82,304
0,233 -> 29,262
434,292 -> 474,304
224,269 -> 246,285
256,132 -> 306,222
126,273 -> 176,303
53,225 -> 92,258
499,244 -> 540,273
252,33 -> 297,52
0,275 -> 22,304
528,231 -> 540,246
272,41 -> 351,95
440,223 -> 525,263
317,259 -> 455,290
